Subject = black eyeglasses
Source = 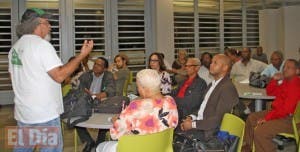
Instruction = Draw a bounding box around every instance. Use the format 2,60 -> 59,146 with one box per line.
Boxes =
184,64 -> 199,67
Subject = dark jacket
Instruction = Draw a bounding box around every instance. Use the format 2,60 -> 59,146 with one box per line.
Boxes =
191,75 -> 239,140
78,70 -> 116,97
172,75 -> 207,120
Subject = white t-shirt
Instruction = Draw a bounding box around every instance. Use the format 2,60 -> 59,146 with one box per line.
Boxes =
230,59 -> 267,82
197,65 -> 214,85
8,34 -> 63,124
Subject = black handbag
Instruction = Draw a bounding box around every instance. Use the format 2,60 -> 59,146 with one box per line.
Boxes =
61,89 -> 94,128
93,96 -> 130,114
173,132 -> 225,152
173,130 -> 239,152
249,72 -> 270,88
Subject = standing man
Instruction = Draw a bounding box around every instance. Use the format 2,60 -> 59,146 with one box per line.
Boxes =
109,53 -> 130,96
180,54 -> 239,141
8,8 -> 93,151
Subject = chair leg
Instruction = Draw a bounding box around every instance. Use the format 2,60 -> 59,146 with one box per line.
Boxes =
74,129 -> 78,152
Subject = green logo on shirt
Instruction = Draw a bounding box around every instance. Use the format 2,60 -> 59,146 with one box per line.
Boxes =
11,48 -> 23,65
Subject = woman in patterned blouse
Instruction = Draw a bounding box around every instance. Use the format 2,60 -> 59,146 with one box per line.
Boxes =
148,52 -> 172,95
97,69 -> 178,152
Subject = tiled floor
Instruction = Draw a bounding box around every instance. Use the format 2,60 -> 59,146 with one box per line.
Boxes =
0,105 -> 98,152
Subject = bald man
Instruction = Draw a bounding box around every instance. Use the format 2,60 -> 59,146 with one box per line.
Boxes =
179,54 -> 239,141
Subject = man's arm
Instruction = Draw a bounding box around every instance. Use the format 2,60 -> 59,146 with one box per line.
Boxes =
48,40 -> 93,83
195,82 -> 239,130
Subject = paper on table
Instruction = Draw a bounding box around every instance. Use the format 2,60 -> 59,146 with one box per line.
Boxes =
240,79 -> 249,84
243,92 -> 263,96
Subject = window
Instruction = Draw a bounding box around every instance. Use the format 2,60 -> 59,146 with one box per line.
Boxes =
74,0 -> 105,57
26,0 -> 61,56
224,0 -> 242,49
198,0 -> 220,54
173,0 -> 195,57
246,1 -> 260,48
0,1 -> 11,91
117,0 -> 146,73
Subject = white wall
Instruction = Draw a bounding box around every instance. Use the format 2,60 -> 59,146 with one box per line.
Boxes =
281,6 -> 300,59
155,0 -> 175,66
259,9 -> 280,57
259,6 -> 300,60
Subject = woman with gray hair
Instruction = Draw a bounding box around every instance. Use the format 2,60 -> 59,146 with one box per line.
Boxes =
96,69 -> 179,152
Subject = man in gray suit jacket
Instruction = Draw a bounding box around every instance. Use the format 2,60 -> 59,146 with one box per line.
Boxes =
75,57 -> 116,152
180,54 -> 239,141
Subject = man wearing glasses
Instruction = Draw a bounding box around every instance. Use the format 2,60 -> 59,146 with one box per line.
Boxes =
172,58 -> 207,122
9,8 -> 93,152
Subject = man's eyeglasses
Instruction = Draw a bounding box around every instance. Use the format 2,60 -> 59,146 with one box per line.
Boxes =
184,64 -> 199,67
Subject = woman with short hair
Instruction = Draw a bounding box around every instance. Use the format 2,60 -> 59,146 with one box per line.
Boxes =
96,69 -> 178,152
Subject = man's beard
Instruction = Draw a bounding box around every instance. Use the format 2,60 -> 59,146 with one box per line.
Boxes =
44,33 -> 51,42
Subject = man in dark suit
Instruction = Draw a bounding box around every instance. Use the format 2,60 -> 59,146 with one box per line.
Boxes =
180,54 -> 239,141
172,58 -> 207,121
75,57 -> 116,152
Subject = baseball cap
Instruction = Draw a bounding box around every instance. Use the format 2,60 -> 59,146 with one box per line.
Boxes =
21,8 -> 52,23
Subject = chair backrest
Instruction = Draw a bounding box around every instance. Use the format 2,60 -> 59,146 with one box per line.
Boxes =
122,71 -> 133,96
292,101 -> 300,144
220,113 -> 245,152
117,128 -> 174,152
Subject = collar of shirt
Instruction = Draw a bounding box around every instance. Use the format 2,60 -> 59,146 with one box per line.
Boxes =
211,77 -> 223,87
90,72 -> 104,94
177,76 -> 196,98
194,76 -> 224,121
93,72 -> 104,79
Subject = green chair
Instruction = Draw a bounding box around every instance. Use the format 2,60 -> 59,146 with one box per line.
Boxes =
276,102 -> 300,148
220,113 -> 245,152
62,84 -> 71,97
117,128 -> 174,152
279,102 -> 300,143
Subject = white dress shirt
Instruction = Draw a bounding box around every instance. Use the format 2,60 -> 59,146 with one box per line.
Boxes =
190,77 -> 223,128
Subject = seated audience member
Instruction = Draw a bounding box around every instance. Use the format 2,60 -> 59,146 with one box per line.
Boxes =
198,52 -> 214,85
179,54 -> 239,141
242,59 -> 300,152
96,69 -> 178,152
252,46 -> 268,64
109,53 -> 130,96
172,58 -> 207,121
231,47 -> 267,82
261,51 -> 284,77
159,52 -> 172,71
172,49 -> 188,85
149,52 -> 172,95
224,47 -> 241,64
75,57 -> 116,152
64,56 -> 85,86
